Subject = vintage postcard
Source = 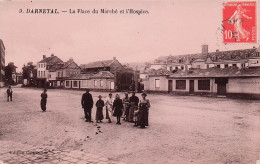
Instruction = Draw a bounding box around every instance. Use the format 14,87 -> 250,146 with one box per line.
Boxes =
0,0 -> 259,164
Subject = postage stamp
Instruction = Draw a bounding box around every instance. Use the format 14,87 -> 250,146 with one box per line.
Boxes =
223,1 -> 257,43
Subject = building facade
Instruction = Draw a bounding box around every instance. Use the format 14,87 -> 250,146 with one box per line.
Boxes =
0,39 -> 5,87
36,54 -> 63,88
144,45 -> 260,99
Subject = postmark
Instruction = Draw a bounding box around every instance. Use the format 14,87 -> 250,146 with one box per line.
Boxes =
223,1 -> 257,43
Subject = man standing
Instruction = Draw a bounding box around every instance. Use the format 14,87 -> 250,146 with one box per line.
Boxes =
129,91 -> 139,122
6,85 -> 13,101
81,89 -> 93,122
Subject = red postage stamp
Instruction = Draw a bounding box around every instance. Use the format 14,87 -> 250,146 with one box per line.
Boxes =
223,1 -> 257,43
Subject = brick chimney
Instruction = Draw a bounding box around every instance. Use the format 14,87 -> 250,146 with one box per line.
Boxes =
51,53 -> 54,57
43,55 -> 46,59
202,45 -> 208,54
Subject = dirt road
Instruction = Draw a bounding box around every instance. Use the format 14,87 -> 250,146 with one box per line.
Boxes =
0,87 -> 259,164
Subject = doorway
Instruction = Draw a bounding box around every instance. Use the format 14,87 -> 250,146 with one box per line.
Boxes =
168,80 -> 173,93
189,80 -> 194,94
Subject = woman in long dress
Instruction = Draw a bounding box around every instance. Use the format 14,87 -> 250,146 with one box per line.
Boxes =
229,4 -> 252,41
113,94 -> 124,125
138,92 -> 150,128
105,93 -> 114,123
41,89 -> 48,112
95,95 -> 104,123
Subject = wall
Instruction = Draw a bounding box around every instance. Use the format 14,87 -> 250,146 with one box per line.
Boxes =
145,76 -> 168,92
65,78 -> 115,91
227,77 -> 260,94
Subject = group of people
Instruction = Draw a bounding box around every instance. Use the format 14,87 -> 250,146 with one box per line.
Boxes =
39,88 -> 151,128
81,89 -> 151,128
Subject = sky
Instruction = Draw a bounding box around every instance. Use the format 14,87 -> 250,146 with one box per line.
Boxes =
0,0 -> 259,71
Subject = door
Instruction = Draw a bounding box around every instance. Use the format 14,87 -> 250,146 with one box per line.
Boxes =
217,83 -> 226,95
168,80 -> 173,93
215,78 -> 228,96
189,80 -> 194,94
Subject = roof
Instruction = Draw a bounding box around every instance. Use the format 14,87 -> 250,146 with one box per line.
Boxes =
155,47 -> 259,64
38,55 -> 63,64
148,68 -> 172,76
80,60 -> 114,69
169,67 -> 260,78
66,74 -> 92,80
66,71 -> 114,80
91,71 -> 114,78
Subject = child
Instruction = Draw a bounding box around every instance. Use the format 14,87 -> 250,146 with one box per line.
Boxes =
133,106 -> 139,127
96,95 -> 104,123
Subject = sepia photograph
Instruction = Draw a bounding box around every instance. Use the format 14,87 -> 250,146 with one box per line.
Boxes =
0,0 -> 259,164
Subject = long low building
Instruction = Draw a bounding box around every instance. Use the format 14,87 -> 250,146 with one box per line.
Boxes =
144,67 -> 260,99
64,71 -> 115,91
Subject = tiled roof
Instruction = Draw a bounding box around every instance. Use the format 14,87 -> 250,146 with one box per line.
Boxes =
92,71 -> 114,78
155,47 -> 259,64
66,71 -> 114,80
169,67 -> 260,78
148,68 -> 172,76
38,56 -> 63,64
80,60 -> 114,69
66,74 -> 92,80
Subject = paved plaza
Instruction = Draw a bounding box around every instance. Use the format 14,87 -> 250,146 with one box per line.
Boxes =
0,87 -> 260,164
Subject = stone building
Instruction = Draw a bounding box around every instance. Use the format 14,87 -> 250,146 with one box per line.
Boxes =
0,39 -> 5,87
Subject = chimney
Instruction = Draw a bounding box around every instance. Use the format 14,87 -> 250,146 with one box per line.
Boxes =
113,57 -> 116,60
202,44 -> 208,54
216,49 -> 219,52
51,53 -> 54,57
43,55 -> 46,59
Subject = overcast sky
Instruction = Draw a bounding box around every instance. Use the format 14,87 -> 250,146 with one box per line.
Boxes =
0,0 -> 259,71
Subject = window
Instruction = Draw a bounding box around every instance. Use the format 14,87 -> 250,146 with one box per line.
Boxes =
100,80 -> 103,87
225,64 -> 228,68
197,65 -> 201,69
49,74 -> 51,78
41,71 -> 43,77
38,71 -> 40,77
58,72 -> 60,77
94,80 -> 97,87
43,71 -> 45,77
43,63 -> 45,68
176,80 -> 186,90
232,64 -> 237,67
66,81 -> 70,87
206,64 -> 209,69
73,81 -> 78,87
198,80 -> 210,90
175,67 -> 178,70
155,79 -> 160,88
181,66 -> 184,70
61,72 -> 63,77
217,65 -> 220,68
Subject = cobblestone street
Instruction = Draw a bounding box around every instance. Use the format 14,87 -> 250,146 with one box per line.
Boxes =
0,87 -> 260,164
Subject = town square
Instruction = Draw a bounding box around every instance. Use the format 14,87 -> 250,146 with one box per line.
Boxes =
1,0 -> 260,164
0,86 -> 260,164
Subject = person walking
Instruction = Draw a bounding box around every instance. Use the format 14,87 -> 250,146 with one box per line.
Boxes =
41,89 -> 48,112
105,93 -> 114,123
122,92 -> 130,121
95,95 -> 105,123
81,89 -> 94,122
129,92 -> 139,122
138,92 -> 151,128
113,94 -> 124,125
6,85 -> 13,101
